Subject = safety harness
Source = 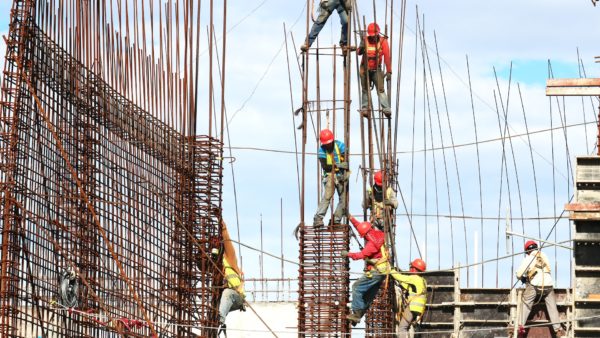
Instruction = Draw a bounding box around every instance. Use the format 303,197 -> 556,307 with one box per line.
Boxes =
325,143 -> 344,171
526,251 -> 551,281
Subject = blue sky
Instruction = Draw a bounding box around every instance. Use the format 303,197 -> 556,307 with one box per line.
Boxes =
0,1 -> 599,293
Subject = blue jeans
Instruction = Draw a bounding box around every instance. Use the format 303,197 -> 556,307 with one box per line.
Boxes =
306,0 -> 348,47
218,288 -> 244,324
351,271 -> 386,312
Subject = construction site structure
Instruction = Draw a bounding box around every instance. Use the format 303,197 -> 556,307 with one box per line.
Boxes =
0,0 -> 228,337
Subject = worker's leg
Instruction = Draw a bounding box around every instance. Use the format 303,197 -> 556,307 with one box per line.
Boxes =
219,288 -> 238,324
335,3 -> 348,46
543,287 -> 562,332
520,284 -> 538,327
306,3 -> 333,47
360,66 -> 370,110
374,68 -> 391,112
351,273 -> 385,313
314,174 -> 335,224
398,307 -> 414,338
333,172 -> 348,223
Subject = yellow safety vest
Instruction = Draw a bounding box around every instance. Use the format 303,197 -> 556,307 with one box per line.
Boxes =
373,245 -> 391,273
391,272 -> 427,315
223,258 -> 245,297
325,143 -> 344,171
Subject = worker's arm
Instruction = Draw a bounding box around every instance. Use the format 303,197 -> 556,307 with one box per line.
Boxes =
362,187 -> 372,209
382,38 -> 392,73
348,240 -> 379,260
357,38 -> 365,55
385,188 -> 399,208
515,255 -> 533,280
319,157 -> 333,172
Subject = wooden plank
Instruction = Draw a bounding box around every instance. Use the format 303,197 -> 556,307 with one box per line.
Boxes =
546,78 -> 600,96
547,78 -> 600,87
546,86 -> 600,96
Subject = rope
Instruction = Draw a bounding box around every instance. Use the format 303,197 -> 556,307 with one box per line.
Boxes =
47,299 -> 600,336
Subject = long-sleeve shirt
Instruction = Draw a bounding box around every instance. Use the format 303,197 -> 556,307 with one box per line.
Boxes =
515,250 -> 554,287
348,228 -> 385,262
358,36 -> 391,71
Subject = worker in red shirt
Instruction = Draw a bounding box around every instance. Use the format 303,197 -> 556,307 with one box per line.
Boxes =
343,217 -> 387,325
357,22 -> 392,118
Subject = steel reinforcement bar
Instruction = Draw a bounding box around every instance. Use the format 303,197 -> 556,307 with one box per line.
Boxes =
0,10 -> 224,338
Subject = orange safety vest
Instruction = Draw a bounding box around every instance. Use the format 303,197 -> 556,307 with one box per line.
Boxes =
365,40 -> 383,70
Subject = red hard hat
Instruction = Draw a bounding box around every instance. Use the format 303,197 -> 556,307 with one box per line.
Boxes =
524,240 -> 538,252
350,217 -> 372,237
367,23 -> 380,37
374,171 -> 383,186
410,258 -> 427,272
319,129 -> 334,145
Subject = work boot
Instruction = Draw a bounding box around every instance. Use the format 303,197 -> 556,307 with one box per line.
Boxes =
313,218 -> 324,228
347,310 -> 364,326
300,44 -> 309,53
360,108 -> 369,118
382,108 -> 392,118
555,328 -> 566,337
218,323 -> 227,337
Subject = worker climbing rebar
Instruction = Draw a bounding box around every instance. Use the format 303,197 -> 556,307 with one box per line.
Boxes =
358,22 -> 392,118
344,217 -> 388,325
313,128 -> 349,228
363,170 -> 398,230
300,0 -> 353,53
217,255 -> 246,337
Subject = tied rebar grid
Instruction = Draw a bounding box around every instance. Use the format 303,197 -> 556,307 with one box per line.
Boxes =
365,284 -> 395,337
0,7 -> 224,338
298,224 -> 350,337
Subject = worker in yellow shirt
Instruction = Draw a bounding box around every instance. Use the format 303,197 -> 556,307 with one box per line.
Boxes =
389,259 -> 427,338
218,257 -> 245,336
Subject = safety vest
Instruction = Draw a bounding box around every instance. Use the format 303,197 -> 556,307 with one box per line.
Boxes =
373,245 -> 391,272
371,186 -> 393,219
223,258 -> 245,297
325,143 -> 344,171
365,39 -> 382,70
526,251 -> 551,281
405,275 -> 427,315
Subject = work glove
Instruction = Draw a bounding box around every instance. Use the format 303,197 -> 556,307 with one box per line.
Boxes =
519,276 -> 527,284
347,252 -> 359,260
341,250 -> 349,257
385,72 -> 392,81
337,161 -> 349,170
384,199 -> 395,206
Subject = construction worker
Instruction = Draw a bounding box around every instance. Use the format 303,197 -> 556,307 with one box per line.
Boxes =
514,241 -> 566,337
344,217 -> 387,325
313,128 -> 349,227
392,259 -> 428,338
218,256 -> 245,336
357,22 -> 392,118
300,0 -> 352,52
362,170 -> 398,230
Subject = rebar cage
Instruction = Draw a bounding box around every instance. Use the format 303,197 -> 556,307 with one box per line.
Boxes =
0,1 -> 224,337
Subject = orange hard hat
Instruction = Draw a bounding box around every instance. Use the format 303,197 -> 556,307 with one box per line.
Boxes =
410,258 -> 427,272
374,171 -> 383,186
524,240 -> 538,252
319,129 -> 334,145
367,23 -> 380,37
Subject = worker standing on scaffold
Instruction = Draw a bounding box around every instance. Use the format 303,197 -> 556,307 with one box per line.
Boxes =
300,0 -> 352,53
358,22 -> 392,118
513,241 -> 566,337
313,128 -> 349,228
363,170 -> 398,230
